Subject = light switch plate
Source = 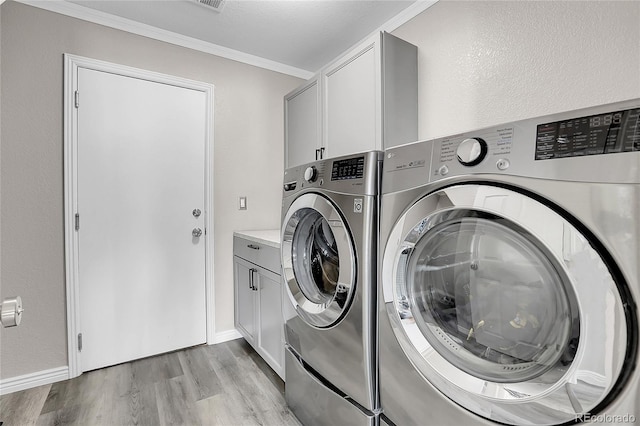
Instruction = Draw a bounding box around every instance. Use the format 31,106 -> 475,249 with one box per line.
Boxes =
239,196 -> 247,210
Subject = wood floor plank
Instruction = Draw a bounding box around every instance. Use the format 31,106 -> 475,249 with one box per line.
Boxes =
101,364 -> 160,426
196,393 -> 261,426
211,344 -> 295,426
35,410 -> 58,425
36,404 -> 81,425
226,338 -> 284,394
124,381 -> 161,426
2,339 -> 299,426
131,351 -> 184,386
155,375 -> 201,426
178,346 -> 224,401
0,384 -> 50,425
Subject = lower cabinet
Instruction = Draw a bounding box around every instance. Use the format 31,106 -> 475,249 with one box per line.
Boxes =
233,237 -> 284,379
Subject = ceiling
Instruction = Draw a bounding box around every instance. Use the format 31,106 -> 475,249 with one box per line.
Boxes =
63,0 -> 420,75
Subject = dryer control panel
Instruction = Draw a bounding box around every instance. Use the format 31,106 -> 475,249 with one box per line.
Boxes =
535,107 -> 640,160
428,98 -> 640,184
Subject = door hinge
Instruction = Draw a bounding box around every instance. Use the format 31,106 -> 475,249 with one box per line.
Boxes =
74,91 -> 79,108
78,333 -> 83,351
75,213 -> 80,231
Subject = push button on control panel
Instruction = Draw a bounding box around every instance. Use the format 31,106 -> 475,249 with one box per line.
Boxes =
438,165 -> 449,176
496,158 -> 510,170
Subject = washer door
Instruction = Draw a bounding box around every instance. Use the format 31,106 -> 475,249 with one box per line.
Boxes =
382,184 -> 630,425
282,193 -> 356,328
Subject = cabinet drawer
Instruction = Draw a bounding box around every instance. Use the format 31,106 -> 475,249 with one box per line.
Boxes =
233,236 -> 281,274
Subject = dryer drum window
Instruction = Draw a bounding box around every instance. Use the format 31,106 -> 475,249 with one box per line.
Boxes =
405,212 -> 579,383
384,184 -> 630,424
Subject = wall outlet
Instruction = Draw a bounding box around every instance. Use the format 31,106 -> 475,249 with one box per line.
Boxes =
239,196 -> 247,210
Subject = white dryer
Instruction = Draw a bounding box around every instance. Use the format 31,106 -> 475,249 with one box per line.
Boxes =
281,151 -> 382,426
378,100 -> 639,425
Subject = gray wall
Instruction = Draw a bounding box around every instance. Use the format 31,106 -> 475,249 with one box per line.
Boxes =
0,1 -> 301,380
2,0 -> 639,382
392,0 -> 640,140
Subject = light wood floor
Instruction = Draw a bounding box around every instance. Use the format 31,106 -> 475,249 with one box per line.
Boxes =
0,339 -> 301,426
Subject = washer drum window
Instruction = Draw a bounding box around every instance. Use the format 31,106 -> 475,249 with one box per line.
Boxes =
282,193 -> 356,328
382,184 -> 629,425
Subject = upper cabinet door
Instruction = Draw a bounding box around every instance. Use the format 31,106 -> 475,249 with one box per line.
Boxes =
284,32 -> 418,169
285,77 -> 322,168
324,41 -> 379,159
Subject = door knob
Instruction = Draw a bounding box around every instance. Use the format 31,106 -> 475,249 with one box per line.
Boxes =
192,228 -> 203,238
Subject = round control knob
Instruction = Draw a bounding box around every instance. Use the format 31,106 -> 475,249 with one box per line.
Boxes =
304,166 -> 318,182
456,138 -> 488,166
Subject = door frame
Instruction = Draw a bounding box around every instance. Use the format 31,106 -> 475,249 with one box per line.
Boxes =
63,54 -> 215,378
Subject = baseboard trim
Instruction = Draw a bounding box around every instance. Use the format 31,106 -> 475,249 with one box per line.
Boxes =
211,329 -> 242,344
0,366 -> 69,395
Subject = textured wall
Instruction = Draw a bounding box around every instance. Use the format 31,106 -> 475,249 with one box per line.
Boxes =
392,0 -> 640,139
2,0 -> 639,383
0,1 -> 301,380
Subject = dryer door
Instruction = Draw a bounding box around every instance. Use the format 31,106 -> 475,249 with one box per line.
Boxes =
382,184 -> 631,425
282,192 -> 356,328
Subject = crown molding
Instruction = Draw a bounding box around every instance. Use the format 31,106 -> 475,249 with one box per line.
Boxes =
316,0 -> 438,74
11,0 -> 438,81
13,0 -> 315,79
380,0 -> 439,33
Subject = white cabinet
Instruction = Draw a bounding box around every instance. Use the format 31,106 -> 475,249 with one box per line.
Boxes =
284,31 -> 418,168
234,258 -> 256,345
284,77 -> 322,168
324,39 -> 378,158
233,235 -> 284,379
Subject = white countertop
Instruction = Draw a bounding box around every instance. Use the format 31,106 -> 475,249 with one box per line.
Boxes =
233,229 -> 281,249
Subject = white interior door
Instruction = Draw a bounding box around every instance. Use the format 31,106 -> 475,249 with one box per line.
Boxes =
77,67 -> 207,372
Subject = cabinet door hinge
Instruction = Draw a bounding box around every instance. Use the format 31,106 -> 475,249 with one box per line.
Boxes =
78,333 -> 83,351
74,91 -> 80,108
75,213 -> 80,231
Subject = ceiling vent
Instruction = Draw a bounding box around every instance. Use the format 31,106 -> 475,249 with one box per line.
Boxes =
194,0 -> 226,13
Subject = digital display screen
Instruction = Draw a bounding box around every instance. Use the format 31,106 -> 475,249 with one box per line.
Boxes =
535,107 -> 640,160
331,156 -> 365,181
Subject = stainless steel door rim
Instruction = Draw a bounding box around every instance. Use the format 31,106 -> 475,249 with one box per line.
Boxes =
282,192 -> 356,328
382,183 -> 628,424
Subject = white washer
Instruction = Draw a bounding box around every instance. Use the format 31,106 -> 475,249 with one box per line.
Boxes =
379,99 -> 639,425
281,151 -> 382,426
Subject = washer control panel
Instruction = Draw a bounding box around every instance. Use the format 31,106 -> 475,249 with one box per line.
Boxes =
284,151 -> 383,197
331,156 -> 365,181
